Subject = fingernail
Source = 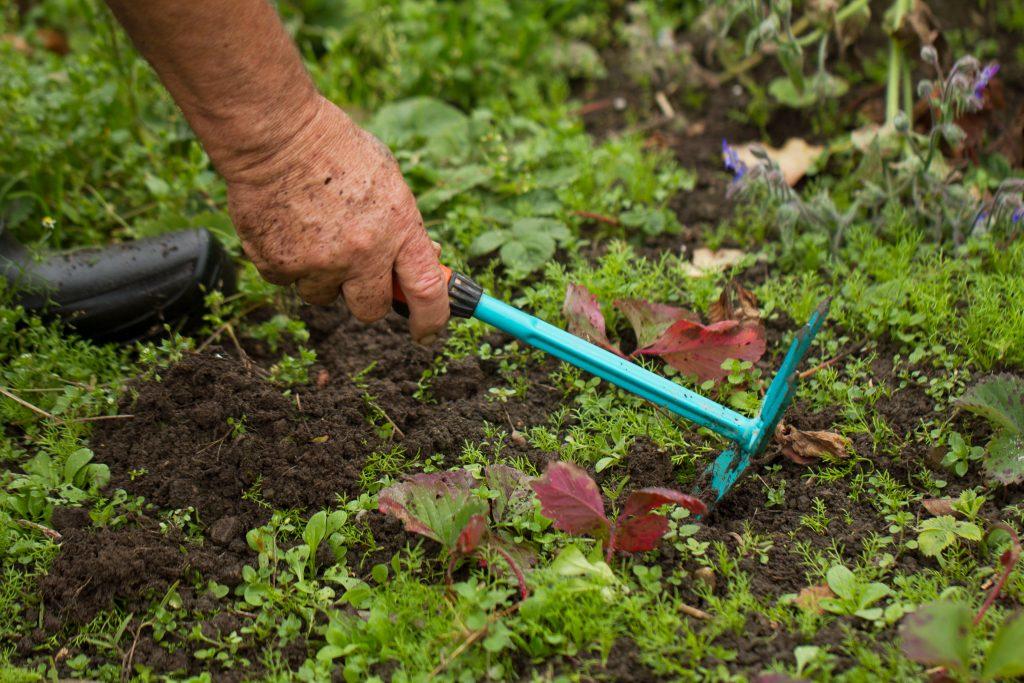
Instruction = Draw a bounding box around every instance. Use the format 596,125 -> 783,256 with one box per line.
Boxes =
419,334 -> 438,347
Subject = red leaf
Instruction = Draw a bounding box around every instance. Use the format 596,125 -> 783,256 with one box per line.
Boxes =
621,487 -> 708,518
636,319 -> 766,382
611,514 -> 670,553
610,487 -> 707,555
456,514 -> 487,554
377,470 -> 481,545
563,284 -> 626,357
530,461 -> 610,539
613,299 -> 699,348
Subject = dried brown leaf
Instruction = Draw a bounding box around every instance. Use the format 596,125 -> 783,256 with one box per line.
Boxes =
922,498 -> 956,517
774,422 -> 850,465
735,138 -> 824,186
795,584 -> 834,614
708,281 -> 761,326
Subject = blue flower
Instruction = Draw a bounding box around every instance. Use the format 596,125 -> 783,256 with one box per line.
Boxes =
974,62 -> 999,100
1012,207 -> 1024,224
722,139 -> 747,181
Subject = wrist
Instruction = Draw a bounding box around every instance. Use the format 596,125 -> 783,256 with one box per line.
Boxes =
199,93 -> 346,186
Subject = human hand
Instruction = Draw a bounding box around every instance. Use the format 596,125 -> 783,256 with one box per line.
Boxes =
223,96 -> 450,343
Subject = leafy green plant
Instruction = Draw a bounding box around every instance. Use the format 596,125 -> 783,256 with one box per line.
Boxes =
377,466 -> 533,596
469,217 -> 572,276
531,460 -> 706,562
916,515 -> 983,558
941,430 -> 986,477
818,564 -> 893,621
955,375 -> 1024,485
269,347 -> 316,386
900,602 -> 1024,680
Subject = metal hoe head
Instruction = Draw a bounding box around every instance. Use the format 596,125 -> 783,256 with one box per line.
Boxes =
691,298 -> 831,508
459,282 -> 830,511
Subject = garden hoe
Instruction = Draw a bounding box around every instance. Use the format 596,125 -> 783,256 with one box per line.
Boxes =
396,267 -> 829,510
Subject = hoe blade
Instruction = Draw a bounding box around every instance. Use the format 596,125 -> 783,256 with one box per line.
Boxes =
694,298 -> 831,508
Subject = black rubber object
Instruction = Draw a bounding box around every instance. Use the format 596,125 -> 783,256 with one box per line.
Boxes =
0,227 -> 236,341
391,269 -> 482,319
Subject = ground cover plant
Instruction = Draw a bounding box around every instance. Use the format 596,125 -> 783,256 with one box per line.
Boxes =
2,0 -> 1024,680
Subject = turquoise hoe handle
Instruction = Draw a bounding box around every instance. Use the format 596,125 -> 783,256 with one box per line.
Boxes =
396,268 -> 829,506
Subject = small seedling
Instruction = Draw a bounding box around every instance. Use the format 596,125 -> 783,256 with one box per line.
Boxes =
955,375 -> 1024,485
530,460 -> 706,562
819,564 -> 893,621
377,466 -> 533,597
915,516 -> 982,558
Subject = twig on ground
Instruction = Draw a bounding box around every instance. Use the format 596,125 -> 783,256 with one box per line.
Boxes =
73,414 -> 134,423
798,341 -> 866,380
573,210 -> 621,226
431,603 -> 521,677
16,519 -> 62,541
654,91 -> 676,118
679,603 -> 712,620
0,386 -> 57,421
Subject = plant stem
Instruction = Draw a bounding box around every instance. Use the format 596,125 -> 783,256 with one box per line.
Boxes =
886,40 -> 904,124
974,523 -> 1022,626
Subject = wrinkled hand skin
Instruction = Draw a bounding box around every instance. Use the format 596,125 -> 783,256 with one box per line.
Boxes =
225,96 -> 450,343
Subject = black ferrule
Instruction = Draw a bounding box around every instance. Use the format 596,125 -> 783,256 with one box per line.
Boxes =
447,271 -> 482,318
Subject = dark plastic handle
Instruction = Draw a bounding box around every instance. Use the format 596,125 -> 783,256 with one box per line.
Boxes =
0,228 -> 235,340
392,266 -> 482,319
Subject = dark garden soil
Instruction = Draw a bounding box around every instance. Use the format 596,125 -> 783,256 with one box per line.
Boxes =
23,297 -> 1003,679
26,9 -> 1024,677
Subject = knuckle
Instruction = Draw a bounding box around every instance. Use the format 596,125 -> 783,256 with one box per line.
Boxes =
403,267 -> 447,301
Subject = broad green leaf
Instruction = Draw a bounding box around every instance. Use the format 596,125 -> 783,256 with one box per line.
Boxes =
500,232 -> 555,273
510,217 -> 570,242
984,432 -> 1024,485
860,582 -> 893,607
64,448 -> 94,485
418,164 -> 494,213
468,229 -> 509,257
918,528 -> 955,557
982,611 -> 1024,680
957,375 -> 1024,435
769,73 -> 849,108
304,511 -> 328,551
549,546 -> 616,585
899,600 -> 972,672
368,97 -> 469,159
825,565 -> 857,600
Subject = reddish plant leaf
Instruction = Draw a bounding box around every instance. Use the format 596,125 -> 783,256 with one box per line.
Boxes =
610,488 -> 707,556
794,584 -> 834,614
530,461 -> 610,539
636,319 -> 766,382
456,514 -> 487,555
562,284 -> 626,357
377,470 -> 484,548
620,487 -> 708,519
611,514 -> 670,553
485,464 -> 534,524
613,299 -> 699,348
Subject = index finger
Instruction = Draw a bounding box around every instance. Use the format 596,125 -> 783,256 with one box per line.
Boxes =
393,231 -> 450,342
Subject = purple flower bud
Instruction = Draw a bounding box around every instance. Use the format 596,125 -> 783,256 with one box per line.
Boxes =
1013,207 -> 1024,224
721,139 -> 747,181
974,62 -> 999,100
